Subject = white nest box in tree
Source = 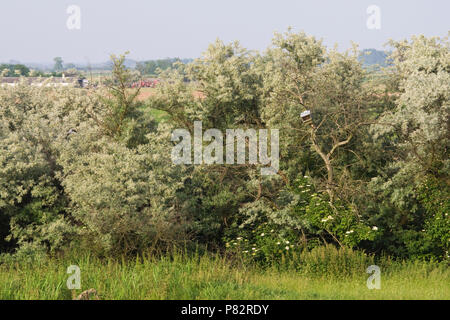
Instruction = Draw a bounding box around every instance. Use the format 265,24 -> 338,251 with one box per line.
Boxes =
301,110 -> 312,124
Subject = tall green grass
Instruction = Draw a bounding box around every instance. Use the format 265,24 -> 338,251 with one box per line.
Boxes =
0,247 -> 448,300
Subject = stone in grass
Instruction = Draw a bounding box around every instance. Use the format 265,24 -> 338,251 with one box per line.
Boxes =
74,288 -> 100,300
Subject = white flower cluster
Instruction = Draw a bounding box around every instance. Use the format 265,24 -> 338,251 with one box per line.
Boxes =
321,215 -> 334,222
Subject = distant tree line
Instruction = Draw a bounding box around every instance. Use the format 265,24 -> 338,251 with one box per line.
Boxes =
136,58 -> 193,76
0,63 -> 78,78
0,64 -> 31,77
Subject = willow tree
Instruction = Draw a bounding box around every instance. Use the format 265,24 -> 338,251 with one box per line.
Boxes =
148,40 -> 265,243
260,30 -> 376,204
369,35 -> 449,258
372,35 -> 449,188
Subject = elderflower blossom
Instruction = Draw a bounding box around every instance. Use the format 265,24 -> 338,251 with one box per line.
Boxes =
321,215 -> 334,222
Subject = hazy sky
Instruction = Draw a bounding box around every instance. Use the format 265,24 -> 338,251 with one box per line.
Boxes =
0,0 -> 448,63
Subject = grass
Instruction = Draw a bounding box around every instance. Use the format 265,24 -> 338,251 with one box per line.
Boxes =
130,87 -> 170,122
148,108 -> 169,122
0,250 -> 448,300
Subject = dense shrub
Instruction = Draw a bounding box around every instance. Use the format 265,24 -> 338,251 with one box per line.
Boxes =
60,129 -> 190,255
0,33 -> 448,263
0,84 -> 88,252
224,176 -> 378,266
0,57 -> 191,256
367,35 -> 450,260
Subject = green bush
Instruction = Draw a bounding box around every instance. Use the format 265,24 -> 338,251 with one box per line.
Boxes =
0,83 -> 87,252
0,55 -> 191,256
0,34 -> 448,263
224,221 -> 302,266
228,176 -> 378,267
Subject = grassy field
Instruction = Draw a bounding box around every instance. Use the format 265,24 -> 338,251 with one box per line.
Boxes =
0,250 -> 448,300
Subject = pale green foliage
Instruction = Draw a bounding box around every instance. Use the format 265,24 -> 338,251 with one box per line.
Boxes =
148,40 -> 266,242
371,35 -> 449,207
232,31 -> 378,249
59,124 -> 189,254
367,35 -> 449,259
1,33 -> 448,261
0,65 -> 189,255
151,39 -> 262,130
0,83 -> 91,250
95,52 -> 153,147
149,32 -> 386,251
259,31 -> 376,201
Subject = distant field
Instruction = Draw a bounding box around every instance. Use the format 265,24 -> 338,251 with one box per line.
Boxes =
0,252 -> 448,300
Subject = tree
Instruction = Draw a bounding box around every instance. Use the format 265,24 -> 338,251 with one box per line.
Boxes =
0,64 -> 30,77
89,52 -> 151,147
148,34 -> 378,249
148,40 -> 264,244
371,35 -> 449,206
136,58 -> 183,76
0,52 -> 187,256
53,57 -> 64,72
368,35 -> 450,259
260,31 -> 378,204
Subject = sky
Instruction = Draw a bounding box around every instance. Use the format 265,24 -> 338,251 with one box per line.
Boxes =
0,0 -> 448,63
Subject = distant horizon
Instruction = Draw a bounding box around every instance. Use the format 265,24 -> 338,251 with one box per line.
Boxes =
1,48 -> 391,67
